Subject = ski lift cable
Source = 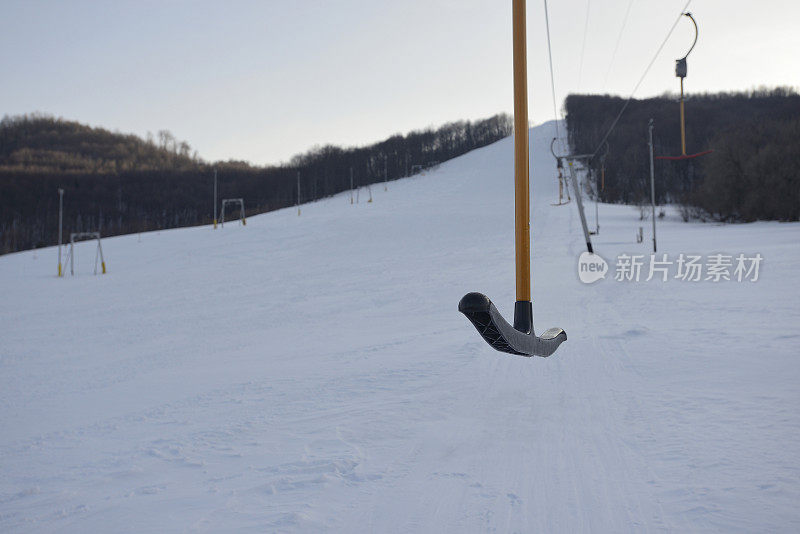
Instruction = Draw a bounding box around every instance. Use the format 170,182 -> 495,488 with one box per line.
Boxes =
589,0 -> 693,161
543,0 -> 561,142
601,0 -> 636,90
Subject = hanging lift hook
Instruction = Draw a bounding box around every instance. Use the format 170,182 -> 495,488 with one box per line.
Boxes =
550,137 -> 564,168
681,13 -> 698,61
675,13 -> 698,78
658,13 -> 712,160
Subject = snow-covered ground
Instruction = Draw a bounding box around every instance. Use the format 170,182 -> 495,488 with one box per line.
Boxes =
2,122 -> 799,532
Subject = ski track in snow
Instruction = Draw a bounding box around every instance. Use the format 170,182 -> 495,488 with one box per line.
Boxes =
1,122 -> 799,532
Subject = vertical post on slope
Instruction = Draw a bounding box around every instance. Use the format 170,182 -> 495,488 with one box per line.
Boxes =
593,169 -> 599,235
57,188 -> 64,276
384,156 -> 388,191
350,167 -> 354,204
567,161 -> 593,253
213,168 -> 218,228
97,235 -> 106,274
94,238 -> 100,274
297,171 -> 301,216
70,235 -> 75,276
511,0 -> 532,331
649,118 -> 657,253
366,161 -> 372,202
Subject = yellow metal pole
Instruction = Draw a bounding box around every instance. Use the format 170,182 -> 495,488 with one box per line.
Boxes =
679,77 -> 686,156
57,188 -> 64,277
513,0 -> 531,302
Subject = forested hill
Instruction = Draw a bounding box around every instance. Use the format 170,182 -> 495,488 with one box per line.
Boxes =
0,113 -> 512,254
0,114 -> 201,174
565,88 -> 800,222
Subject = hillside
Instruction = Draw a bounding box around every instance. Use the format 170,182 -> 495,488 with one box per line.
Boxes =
0,114 -> 200,174
565,88 -> 800,221
0,113 -> 511,254
1,122 -> 799,531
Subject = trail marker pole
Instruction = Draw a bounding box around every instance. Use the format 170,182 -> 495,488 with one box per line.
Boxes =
649,118 -> 657,252
57,188 -> 64,276
213,169 -> 218,228
95,236 -> 106,274
297,171 -> 301,216
366,161 -> 373,203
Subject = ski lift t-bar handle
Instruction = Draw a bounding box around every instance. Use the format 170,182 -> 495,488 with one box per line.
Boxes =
457,0 -> 566,358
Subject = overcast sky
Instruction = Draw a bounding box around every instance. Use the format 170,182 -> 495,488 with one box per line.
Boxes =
2,0 -> 798,165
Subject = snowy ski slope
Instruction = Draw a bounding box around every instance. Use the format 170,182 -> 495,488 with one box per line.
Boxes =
1,122 -> 799,532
